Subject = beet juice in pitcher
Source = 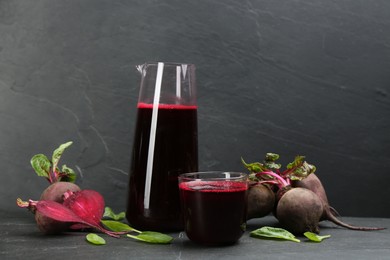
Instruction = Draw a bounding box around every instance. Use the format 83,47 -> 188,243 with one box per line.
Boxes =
126,62 -> 198,231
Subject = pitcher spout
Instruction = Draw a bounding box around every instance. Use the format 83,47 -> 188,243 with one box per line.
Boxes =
136,64 -> 145,75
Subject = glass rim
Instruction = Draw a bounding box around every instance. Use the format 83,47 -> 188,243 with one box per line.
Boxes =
139,61 -> 195,67
178,171 -> 247,182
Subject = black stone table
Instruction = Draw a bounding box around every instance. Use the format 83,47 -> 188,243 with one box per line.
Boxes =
1,210 -> 389,260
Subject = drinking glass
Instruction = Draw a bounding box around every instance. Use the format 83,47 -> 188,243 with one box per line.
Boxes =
126,62 -> 198,232
178,172 -> 248,245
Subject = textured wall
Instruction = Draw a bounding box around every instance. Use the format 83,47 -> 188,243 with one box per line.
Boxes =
1,0 -> 389,217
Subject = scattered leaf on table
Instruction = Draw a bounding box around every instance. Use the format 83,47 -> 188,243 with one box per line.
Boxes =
127,231 -> 173,244
86,233 -> 106,245
101,220 -> 136,232
250,226 -> 300,243
304,232 -> 331,242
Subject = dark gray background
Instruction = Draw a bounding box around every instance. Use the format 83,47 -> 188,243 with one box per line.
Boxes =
1,0 -> 389,218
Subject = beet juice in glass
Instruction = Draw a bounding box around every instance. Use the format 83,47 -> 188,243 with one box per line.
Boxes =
126,62 -> 198,232
179,172 -> 248,246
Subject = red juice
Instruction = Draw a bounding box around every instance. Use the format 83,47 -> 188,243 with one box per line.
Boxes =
179,181 -> 248,245
126,102 -> 198,231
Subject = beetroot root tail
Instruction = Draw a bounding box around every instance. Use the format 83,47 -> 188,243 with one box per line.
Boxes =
326,211 -> 385,231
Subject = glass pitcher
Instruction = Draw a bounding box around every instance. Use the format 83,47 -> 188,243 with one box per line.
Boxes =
126,62 -> 198,231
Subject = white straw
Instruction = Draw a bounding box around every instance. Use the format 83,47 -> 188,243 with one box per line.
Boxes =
144,62 -> 164,209
176,66 -> 181,99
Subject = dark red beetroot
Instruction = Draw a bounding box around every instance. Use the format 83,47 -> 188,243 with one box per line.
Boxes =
251,167 -> 325,234
276,187 -> 323,234
19,189 -> 123,237
292,173 -> 385,231
17,141 -> 85,234
247,183 -> 275,220
35,182 -> 81,234
40,182 -> 81,202
63,189 -> 105,227
18,142 -> 125,237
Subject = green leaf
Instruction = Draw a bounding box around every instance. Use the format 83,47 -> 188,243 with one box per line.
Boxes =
242,154 -> 282,174
101,220 -> 136,232
250,226 -> 300,243
286,156 -> 316,181
127,231 -> 173,244
263,153 -> 281,171
264,161 -> 282,171
304,232 -> 331,242
60,165 -> 76,183
52,141 -> 73,173
30,154 -> 51,178
86,233 -> 106,245
103,207 -> 126,221
291,161 -> 316,181
241,158 -> 266,173
265,153 -> 279,162
286,155 -> 305,170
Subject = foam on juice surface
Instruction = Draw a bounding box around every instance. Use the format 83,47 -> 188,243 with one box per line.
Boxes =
180,181 -> 247,192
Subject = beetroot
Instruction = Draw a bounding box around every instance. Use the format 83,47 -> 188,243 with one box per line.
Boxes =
40,182 -> 81,202
17,141 -> 83,234
17,142 -> 127,237
34,182 -> 81,234
276,187 -> 323,234
19,190 -> 123,237
247,183 -> 275,220
292,173 -> 384,231
63,190 -> 105,227
33,142 -> 81,234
